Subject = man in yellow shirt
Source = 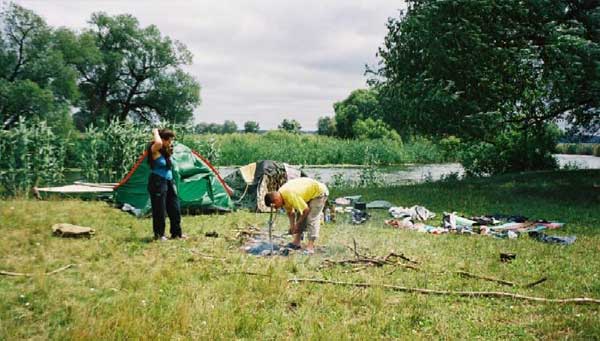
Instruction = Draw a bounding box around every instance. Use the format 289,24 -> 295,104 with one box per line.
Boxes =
264,177 -> 329,253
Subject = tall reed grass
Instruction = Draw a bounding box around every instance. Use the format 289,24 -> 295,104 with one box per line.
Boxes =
183,131 -> 451,166
556,143 -> 600,156
0,118 -> 65,195
77,121 -> 148,182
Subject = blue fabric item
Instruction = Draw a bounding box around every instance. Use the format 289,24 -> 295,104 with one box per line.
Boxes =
247,242 -> 290,256
151,155 -> 173,180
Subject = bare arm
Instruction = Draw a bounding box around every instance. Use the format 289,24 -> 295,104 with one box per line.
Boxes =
288,211 -> 296,232
294,207 -> 311,231
151,128 -> 162,155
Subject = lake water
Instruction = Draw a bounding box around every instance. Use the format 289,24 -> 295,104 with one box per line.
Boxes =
60,154 -> 599,186
217,154 -> 600,186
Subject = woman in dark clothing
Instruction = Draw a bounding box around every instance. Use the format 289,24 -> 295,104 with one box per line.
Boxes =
148,128 -> 186,241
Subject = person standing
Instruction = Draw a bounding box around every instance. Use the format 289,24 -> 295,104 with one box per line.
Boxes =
147,128 -> 186,240
264,177 -> 328,253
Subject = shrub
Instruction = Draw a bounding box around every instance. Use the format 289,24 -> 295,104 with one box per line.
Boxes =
438,135 -> 462,161
460,125 -> 559,176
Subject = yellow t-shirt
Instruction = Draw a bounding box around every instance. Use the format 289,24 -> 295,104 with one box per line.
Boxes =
279,178 -> 328,213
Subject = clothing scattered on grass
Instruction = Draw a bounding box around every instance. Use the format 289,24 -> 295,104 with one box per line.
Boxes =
366,200 -> 394,209
351,209 -> 370,224
529,231 -> 576,245
385,210 -> 573,244
334,195 -> 362,206
389,206 -> 436,221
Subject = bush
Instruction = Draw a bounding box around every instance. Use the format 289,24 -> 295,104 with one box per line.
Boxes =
353,118 -> 401,141
438,135 -> 462,161
460,125 -> 559,176
403,136 -> 444,163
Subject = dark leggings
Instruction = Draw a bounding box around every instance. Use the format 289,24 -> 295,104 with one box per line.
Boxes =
148,174 -> 182,238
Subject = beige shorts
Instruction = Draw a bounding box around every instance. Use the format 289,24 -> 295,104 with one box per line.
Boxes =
300,194 -> 328,241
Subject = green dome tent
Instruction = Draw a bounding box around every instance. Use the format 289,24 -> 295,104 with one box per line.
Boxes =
114,143 -> 233,215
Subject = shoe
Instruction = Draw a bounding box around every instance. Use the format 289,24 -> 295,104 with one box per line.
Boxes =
154,235 -> 169,242
285,242 -> 301,250
303,248 -> 315,255
172,234 -> 188,240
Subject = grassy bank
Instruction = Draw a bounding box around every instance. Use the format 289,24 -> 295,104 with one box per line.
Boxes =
556,143 -> 600,156
182,131 -> 451,166
1,170 -> 599,339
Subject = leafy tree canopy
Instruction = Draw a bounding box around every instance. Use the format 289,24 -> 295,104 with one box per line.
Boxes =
278,118 -> 302,133
244,120 -> 259,133
353,118 -> 401,141
372,0 -> 600,139
222,120 -> 238,133
55,12 -> 200,128
333,89 -> 381,138
0,2 -> 78,130
317,116 -> 336,136
195,120 -> 238,134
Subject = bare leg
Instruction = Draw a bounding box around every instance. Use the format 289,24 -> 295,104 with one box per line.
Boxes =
292,233 -> 302,246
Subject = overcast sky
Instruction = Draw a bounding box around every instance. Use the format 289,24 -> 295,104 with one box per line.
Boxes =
16,0 -> 404,130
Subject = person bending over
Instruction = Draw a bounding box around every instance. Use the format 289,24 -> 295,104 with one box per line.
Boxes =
264,177 -> 328,253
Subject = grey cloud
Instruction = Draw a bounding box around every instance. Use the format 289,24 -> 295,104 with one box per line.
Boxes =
17,0 -> 405,129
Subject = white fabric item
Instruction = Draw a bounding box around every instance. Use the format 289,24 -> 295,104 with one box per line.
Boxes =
389,205 -> 436,221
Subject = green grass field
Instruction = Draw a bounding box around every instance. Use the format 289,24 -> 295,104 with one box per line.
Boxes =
1,170 -> 599,339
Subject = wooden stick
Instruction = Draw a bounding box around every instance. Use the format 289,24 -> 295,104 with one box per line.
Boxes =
288,278 -> 600,305
0,264 -> 75,277
323,254 -> 541,288
384,252 -> 419,264
221,271 -> 271,277
524,277 -> 548,288
454,271 -> 516,287
353,238 -> 360,260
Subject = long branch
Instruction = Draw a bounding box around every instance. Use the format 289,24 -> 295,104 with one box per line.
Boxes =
0,264 -> 75,277
288,278 -> 600,305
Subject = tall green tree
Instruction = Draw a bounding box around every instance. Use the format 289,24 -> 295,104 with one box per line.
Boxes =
372,0 -> 599,174
0,2 -> 78,130
244,120 -> 259,133
317,116 -> 336,136
373,0 -> 600,138
56,12 -> 200,128
333,89 -> 382,138
278,118 -> 302,133
222,120 -> 238,133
